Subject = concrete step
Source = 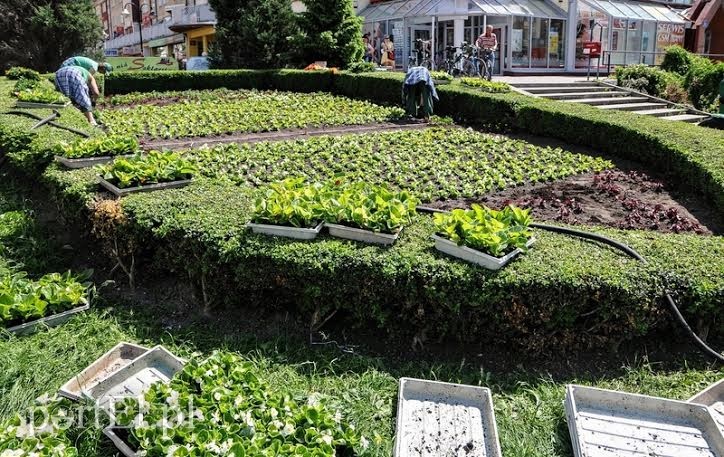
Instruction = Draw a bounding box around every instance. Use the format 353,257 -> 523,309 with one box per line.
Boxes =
521,85 -> 610,94
598,102 -> 668,111
662,114 -> 710,123
634,108 -> 686,117
542,91 -> 631,100
564,96 -> 650,105
512,82 -> 597,88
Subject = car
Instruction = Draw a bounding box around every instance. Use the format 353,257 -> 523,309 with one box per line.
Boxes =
186,56 -> 210,71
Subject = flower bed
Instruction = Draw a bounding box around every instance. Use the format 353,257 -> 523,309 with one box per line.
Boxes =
99,90 -> 405,139
112,352 -> 368,456
98,151 -> 197,194
55,135 -> 140,169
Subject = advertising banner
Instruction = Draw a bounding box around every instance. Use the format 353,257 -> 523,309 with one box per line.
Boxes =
106,57 -> 179,71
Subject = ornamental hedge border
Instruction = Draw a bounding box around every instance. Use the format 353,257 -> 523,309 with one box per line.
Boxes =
1,73 -> 723,351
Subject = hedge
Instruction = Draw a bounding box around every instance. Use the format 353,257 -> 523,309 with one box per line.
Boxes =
2,72 -> 723,350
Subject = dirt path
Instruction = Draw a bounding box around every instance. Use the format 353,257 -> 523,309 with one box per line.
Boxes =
139,120 -> 436,150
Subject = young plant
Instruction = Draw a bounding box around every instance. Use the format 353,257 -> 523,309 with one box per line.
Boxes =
57,135 -> 140,159
14,83 -> 68,104
433,204 -> 533,257
429,71 -> 453,81
0,270 -> 90,328
252,178 -> 329,228
98,150 -> 197,189
324,181 -> 418,233
460,78 -> 511,93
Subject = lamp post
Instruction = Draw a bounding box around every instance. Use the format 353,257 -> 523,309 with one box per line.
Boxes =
122,2 -> 153,56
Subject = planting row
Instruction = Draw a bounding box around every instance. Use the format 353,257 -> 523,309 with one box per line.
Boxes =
56,129 -> 613,202
97,90 -> 405,139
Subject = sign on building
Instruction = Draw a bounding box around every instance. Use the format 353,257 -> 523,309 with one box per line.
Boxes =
106,57 -> 179,71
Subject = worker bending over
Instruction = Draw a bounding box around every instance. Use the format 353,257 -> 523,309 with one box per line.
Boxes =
402,66 -> 438,121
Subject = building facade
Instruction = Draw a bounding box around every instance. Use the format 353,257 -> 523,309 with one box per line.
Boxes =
357,0 -> 691,73
684,0 -> 724,57
96,0 -> 216,59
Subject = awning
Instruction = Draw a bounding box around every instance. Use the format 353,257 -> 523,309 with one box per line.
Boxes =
580,0 -> 687,22
359,0 -> 566,20
147,34 -> 185,48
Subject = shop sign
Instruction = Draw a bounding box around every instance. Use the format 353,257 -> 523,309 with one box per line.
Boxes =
656,23 -> 685,48
582,41 -> 601,58
106,56 -> 179,71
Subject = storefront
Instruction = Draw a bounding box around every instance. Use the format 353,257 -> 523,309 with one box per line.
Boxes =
168,24 -> 216,58
358,0 -> 687,73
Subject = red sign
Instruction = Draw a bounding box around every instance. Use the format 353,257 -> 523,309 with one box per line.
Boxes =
582,41 -> 601,58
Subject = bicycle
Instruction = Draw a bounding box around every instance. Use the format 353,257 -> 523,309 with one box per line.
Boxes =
409,39 -> 433,69
459,42 -> 481,77
479,48 -> 494,81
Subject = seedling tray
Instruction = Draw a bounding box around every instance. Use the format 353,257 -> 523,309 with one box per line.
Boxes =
431,235 -> 535,270
15,101 -> 70,109
565,384 -> 724,457
326,223 -> 401,246
59,342 -> 150,401
247,221 -> 324,240
85,346 -> 184,411
5,304 -> 90,336
104,426 -> 141,457
689,379 -> 724,436
98,176 -> 192,197
394,377 -> 502,457
55,154 -> 134,169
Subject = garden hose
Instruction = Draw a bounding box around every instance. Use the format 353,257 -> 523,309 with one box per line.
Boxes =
5,110 -> 90,138
416,205 -> 724,363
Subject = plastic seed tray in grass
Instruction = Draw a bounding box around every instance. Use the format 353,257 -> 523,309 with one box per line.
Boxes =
99,90 -> 405,139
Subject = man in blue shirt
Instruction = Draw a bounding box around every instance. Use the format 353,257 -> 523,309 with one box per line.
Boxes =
402,66 -> 438,121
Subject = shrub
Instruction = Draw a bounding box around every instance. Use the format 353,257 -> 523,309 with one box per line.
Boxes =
614,64 -> 681,97
5,66 -> 41,81
459,77 -> 510,92
685,57 -> 724,111
661,46 -> 692,76
347,61 -> 376,73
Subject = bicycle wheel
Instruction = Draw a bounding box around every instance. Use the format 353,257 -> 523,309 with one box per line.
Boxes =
422,59 -> 433,70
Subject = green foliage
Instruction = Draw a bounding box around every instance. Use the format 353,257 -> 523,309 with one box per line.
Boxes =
252,178 -> 328,228
347,61 -> 376,74
460,77 -> 510,92
685,57 -> 724,111
429,71 -> 453,81
98,151 -> 198,189
434,205 -> 533,257
324,181 -> 418,233
0,270 -> 89,327
660,46 -> 692,75
56,135 -> 139,159
189,128 -> 612,201
208,0 -> 299,69
0,0 -> 102,72
14,86 -> 68,105
100,90 -> 403,139
5,67 -> 41,81
115,351 -> 367,456
290,0 -> 364,68
0,395 -> 79,456
614,64 -> 683,98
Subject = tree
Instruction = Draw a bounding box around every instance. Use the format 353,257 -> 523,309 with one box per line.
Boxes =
290,0 -> 364,68
208,0 -> 298,69
0,0 -> 102,73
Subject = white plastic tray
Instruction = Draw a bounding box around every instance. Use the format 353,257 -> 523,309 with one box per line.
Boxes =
84,346 -> 184,411
5,304 -> 90,336
326,223 -> 401,245
565,384 -> 724,457
59,342 -> 150,401
690,379 -> 724,437
431,236 -> 535,270
394,377 -> 502,457
247,221 -> 324,240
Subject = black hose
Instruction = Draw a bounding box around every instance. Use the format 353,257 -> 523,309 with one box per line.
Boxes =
5,111 -> 90,138
417,205 -> 724,363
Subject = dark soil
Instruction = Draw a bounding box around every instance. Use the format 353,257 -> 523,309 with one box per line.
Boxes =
429,169 -> 722,235
139,119 -> 433,151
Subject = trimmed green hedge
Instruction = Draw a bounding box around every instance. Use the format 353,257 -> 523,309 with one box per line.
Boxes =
4,72 -> 723,350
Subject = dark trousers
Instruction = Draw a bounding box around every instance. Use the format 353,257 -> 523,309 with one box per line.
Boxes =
404,81 -> 434,118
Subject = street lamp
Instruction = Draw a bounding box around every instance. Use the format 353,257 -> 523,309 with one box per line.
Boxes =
122,2 -> 153,56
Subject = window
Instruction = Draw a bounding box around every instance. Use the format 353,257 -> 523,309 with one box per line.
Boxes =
512,16 -> 530,67
531,18 -> 549,68
576,2 -> 608,68
549,19 -> 565,68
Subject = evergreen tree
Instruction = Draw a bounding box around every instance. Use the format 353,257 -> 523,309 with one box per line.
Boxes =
208,0 -> 298,69
0,0 -> 102,73
290,0 -> 364,68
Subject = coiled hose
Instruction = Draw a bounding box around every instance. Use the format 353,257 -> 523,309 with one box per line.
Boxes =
417,205 -> 724,363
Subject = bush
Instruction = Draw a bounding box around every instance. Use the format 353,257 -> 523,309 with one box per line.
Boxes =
615,64 -> 681,97
347,61 -> 376,74
661,46 -> 692,76
685,57 -> 724,111
5,66 -> 41,81
460,77 -> 511,93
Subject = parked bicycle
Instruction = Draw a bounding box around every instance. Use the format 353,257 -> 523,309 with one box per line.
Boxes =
479,48 -> 494,81
409,39 -> 433,69
459,42 -> 481,77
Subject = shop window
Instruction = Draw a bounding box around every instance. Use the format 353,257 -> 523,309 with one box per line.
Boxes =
576,2 -> 608,68
640,21 -> 656,65
531,18 -> 549,68
625,20 -> 642,65
512,16 -> 530,68
549,19 -> 565,68
610,18 -> 626,66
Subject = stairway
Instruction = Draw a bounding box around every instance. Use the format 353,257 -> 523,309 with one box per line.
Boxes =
510,81 -> 709,124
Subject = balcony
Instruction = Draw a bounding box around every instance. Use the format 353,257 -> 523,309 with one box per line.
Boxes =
104,4 -> 216,50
